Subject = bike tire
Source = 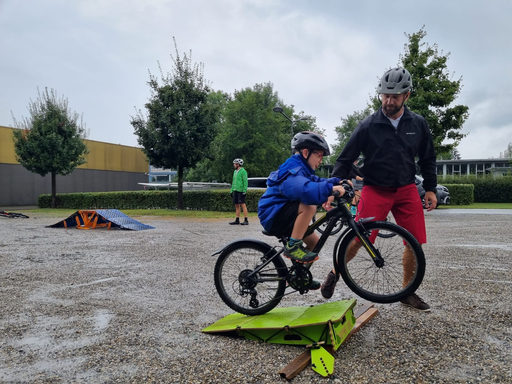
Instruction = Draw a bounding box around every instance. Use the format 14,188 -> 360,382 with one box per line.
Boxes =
214,240 -> 288,316
336,221 -> 425,303
377,213 -> 396,238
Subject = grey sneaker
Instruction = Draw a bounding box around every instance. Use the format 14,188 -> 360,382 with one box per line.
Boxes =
400,293 -> 431,312
321,270 -> 339,299
240,219 -> 249,226
229,219 -> 240,225
283,240 -> 319,263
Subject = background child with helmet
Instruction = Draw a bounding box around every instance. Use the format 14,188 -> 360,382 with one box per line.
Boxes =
229,158 -> 249,225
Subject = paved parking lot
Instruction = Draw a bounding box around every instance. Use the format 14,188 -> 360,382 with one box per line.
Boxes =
0,210 -> 511,383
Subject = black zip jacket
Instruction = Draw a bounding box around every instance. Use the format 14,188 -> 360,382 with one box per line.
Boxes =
332,106 -> 437,193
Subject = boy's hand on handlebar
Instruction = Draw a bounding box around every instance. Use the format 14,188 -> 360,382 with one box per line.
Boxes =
324,185 -> 346,210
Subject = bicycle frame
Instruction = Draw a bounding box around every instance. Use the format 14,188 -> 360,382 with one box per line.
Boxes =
305,196 -> 384,268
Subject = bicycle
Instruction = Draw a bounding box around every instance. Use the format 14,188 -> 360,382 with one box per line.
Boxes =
213,184 -> 425,316
0,210 -> 29,219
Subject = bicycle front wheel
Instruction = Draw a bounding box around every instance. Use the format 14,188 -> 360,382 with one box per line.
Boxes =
214,241 -> 288,316
336,221 -> 425,303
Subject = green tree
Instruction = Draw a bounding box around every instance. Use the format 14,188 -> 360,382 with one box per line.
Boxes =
330,106 -> 372,163
503,142 -> 512,159
12,88 -> 89,208
131,39 -> 221,209
207,82 -> 319,183
360,27 -> 469,157
399,27 -> 469,155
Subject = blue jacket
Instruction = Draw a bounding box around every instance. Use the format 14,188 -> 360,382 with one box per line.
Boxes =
258,154 -> 341,231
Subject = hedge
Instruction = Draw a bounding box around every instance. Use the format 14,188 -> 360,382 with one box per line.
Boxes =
441,184 -> 474,205
38,189 -> 266,212
440,175 -> 512,203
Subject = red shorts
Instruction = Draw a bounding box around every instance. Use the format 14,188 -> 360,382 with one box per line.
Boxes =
357,184 -> 426,244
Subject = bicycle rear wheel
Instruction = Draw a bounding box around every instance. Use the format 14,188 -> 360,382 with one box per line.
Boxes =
214,240 -> 288,316
336,221 -> 425,303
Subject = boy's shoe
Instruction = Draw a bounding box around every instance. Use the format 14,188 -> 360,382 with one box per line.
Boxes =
240,219 -> 249,226
321,270 -> 340,299
229,219 -> 240,225
283,240 -> 319,263
310,280 -> 321,290
400,293 -> 431,312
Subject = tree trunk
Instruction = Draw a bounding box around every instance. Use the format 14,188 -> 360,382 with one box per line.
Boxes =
51,171 -> 57,208
177,166 -> 184,210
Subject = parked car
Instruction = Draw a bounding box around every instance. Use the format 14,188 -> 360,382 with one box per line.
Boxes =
247,177 -> 268,189
415,175 -> 450,208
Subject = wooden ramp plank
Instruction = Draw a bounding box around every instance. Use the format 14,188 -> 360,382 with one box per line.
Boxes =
278,303 -> 378,381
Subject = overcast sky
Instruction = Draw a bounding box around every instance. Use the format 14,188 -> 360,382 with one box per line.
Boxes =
1,0 -> 511,160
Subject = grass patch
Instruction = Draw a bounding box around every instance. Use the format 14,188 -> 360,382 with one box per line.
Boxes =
23,208 -> 259,219
438,203 -> 511,209
18,203 -> 511,219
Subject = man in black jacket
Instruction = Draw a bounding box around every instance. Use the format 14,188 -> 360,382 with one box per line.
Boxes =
321,67 -> 437,312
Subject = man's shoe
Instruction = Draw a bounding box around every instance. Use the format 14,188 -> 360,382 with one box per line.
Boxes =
321,270 -> 339,299
400,293 -> 431,312
229,219 -> 240,225
240,219 -> 249,226
283,240 -> 319,263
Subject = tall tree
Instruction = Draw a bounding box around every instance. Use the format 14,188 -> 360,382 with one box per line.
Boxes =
131,38 -> 220,209
398,27 -> 469,155
357,27 -> 469,157
330,106 -> 372,163
206,82 -> 319,183
12,88 -> 89,208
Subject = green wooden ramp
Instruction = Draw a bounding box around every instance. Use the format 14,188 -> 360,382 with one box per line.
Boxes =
202,299 -> 356,351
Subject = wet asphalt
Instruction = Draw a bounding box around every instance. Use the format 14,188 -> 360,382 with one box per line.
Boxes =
0,210 -> 511,383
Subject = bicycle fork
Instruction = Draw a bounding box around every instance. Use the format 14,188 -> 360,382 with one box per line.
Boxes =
348,219 -> 385,268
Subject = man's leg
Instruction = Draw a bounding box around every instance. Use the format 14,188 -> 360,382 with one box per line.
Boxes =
229,199 -> 241,225
239,203 -> 249,225
391,184 -> 430,312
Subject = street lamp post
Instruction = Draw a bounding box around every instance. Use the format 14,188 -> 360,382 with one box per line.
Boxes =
272,105 -> 311,156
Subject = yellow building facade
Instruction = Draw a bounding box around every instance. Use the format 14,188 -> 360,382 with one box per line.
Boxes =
0,126 -> 148,206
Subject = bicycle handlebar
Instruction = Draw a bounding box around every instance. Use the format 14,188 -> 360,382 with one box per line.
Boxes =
333,182 -> 355,201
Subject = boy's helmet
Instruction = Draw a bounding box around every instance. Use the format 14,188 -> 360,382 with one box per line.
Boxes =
377,67 -> 412,94
292,131 -> 331,156
233,158 -> 244,166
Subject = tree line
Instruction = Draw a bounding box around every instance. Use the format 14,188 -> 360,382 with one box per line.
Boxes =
13,28 -> 482,209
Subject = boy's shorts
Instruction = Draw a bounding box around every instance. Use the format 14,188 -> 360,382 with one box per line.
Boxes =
269,201 -> 300,238
232,191 -> 246,205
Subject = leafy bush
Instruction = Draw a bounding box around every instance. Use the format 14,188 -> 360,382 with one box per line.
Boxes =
440,175 -> 512,203
38,189 -> 266,212
442,184 -> 474,205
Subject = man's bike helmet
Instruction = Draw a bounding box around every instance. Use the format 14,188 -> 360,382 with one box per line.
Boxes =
378,67 -> 412,95
233,158 -> 244,166
292,131 -> 331,156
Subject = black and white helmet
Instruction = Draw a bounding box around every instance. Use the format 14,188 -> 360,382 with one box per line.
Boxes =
233,158 -> 244,166
377,67 -> 412,95
292,131 -> 331,156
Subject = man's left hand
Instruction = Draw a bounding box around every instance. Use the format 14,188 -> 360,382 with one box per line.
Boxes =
424,191 -> 438,212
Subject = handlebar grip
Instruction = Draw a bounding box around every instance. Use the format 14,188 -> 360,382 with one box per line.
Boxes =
340,182 -> 355,200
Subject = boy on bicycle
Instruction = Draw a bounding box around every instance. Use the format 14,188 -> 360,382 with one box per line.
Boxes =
258,131 -> 346,277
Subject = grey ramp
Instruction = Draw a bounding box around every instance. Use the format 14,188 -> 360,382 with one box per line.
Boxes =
95,209 -> 155,230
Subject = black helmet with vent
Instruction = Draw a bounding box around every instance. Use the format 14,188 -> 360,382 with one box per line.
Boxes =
377,67 -> 412,95
291,131 -> 331,156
